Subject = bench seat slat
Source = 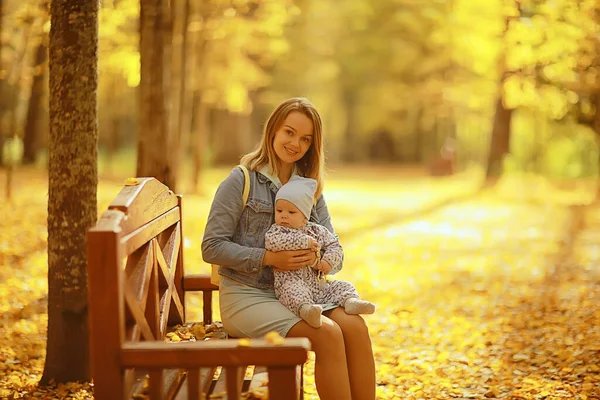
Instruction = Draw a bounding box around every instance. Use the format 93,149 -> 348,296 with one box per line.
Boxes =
121,339 -> 310,369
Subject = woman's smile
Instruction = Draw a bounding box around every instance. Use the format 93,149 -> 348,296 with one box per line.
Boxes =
284,146 -> 299,156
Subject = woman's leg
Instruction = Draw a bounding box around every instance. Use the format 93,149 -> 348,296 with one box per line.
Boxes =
287,317 -> 352,400
325,307 -> 376,400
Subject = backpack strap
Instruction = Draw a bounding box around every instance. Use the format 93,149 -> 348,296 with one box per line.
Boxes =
210,165 -> 251,288
238,165 -> 250,208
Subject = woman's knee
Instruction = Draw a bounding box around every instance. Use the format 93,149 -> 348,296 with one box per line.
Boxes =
332,312 -> 371,341
307,319 -> 345,355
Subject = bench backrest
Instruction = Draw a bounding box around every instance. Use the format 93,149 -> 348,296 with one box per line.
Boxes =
87,178 -> 185,399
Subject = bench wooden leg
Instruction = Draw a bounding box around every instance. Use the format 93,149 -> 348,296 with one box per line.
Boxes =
149,370 -> 163,400
225,366 -> 243,399
268,366 -> 300,400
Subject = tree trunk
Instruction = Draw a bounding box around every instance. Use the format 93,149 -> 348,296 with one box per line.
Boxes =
211,109 -> 244,165
137,0 -> 175,190
8,14 -> 35,138
192,98 -> 208,192
105,75 -> 121,172
342,92 -> 360,162
486,94 -> 512,178
41,0 -> 98,384
170,0 -> 190,181
178,0 -> 196,181
413,107 -> 424,163
23,31 -> 49,164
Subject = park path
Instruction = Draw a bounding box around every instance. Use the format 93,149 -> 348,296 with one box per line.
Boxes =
318,184 -> 600,400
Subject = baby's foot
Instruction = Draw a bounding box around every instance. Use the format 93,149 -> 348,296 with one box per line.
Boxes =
299,304 -> 323,328
344,298 -> 376,315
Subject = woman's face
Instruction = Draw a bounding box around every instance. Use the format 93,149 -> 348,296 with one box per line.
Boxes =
272,111 -> 314,167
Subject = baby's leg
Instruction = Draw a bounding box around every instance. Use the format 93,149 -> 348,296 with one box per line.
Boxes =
275,272 -> 323,328
321,280 -> 376,315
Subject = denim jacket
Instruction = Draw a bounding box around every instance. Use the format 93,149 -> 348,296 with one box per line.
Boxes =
201,167 -> 342,289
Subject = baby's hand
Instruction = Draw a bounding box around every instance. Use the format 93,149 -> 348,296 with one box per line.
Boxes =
309,238 -> 320,252
318,260 -> 332,275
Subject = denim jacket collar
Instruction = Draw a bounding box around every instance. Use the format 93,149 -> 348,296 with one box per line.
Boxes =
258,165 -> 298,189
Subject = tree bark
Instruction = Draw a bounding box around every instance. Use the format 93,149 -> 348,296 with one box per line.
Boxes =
42,0 -> 98,384
486,93 -> 512,178
342,92 -> 360,162
413,107 -> 424,163
192,97 -> 208,192
178,0 -> 196,178
170,0 -> 190,181
137,0 -> 176,189
105,75 -> 121,172
23,30 -> 49,164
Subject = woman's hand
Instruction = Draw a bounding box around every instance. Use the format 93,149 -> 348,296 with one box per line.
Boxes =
263,250 -> 317,272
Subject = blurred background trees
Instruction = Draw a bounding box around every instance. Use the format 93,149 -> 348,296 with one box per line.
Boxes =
1,0 -> 599,192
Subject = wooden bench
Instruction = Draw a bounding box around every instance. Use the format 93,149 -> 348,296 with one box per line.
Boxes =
87,178 -> 310,400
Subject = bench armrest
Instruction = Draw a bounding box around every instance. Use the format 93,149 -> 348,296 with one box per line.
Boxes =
183,274 -> 218,291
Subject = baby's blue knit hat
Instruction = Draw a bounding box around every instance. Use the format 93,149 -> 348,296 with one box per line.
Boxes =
275,176 -> 317,219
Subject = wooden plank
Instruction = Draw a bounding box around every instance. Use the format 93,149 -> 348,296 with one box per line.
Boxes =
156,240 -> 173,337
146,255 -> 160,338
268,366 -> 300,400
121,207 -> 180,257
124,243 -> 154,311
168,287 -> 185,327
155,239 -> 171,289
149,370 -> 163,400
174,196 -> 185,320
89,209 -> 125,233
159,221 -> 180,273
154,236 -> 184,327
87,227 -> 126,400
183,274 -> 217,291
225,367 -> 243,400
203,291 -> 213,325
121,339 -> 311,368
159,287 -> 172,338
124,283 -> 155,341
109,178 -> 178,237
185,369 -> 200,400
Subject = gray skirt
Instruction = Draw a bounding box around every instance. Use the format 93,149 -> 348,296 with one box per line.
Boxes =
219,276 -> 338,338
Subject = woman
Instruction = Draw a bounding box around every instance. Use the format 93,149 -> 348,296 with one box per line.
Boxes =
202,97 -> 376,400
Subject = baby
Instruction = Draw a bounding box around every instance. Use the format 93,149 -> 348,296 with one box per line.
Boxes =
265,176 -> 375,328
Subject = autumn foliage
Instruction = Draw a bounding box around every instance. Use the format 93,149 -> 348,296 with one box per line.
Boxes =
1,167 -> 600,399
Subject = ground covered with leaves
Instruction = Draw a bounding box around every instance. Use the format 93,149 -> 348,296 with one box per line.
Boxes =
1,167 -> 599,399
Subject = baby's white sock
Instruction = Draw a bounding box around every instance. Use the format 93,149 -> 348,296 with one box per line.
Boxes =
299,304 -> 323,328
343,298 -> 376,315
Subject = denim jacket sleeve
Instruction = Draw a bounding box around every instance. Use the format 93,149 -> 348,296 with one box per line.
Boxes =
201,168 -> 266,273
315,193 -> 344,274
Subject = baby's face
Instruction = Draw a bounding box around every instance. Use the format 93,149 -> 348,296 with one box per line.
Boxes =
275,199 -> 306,229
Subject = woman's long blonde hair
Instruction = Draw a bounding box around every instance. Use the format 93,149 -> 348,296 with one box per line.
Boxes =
240,97 -> 326,199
